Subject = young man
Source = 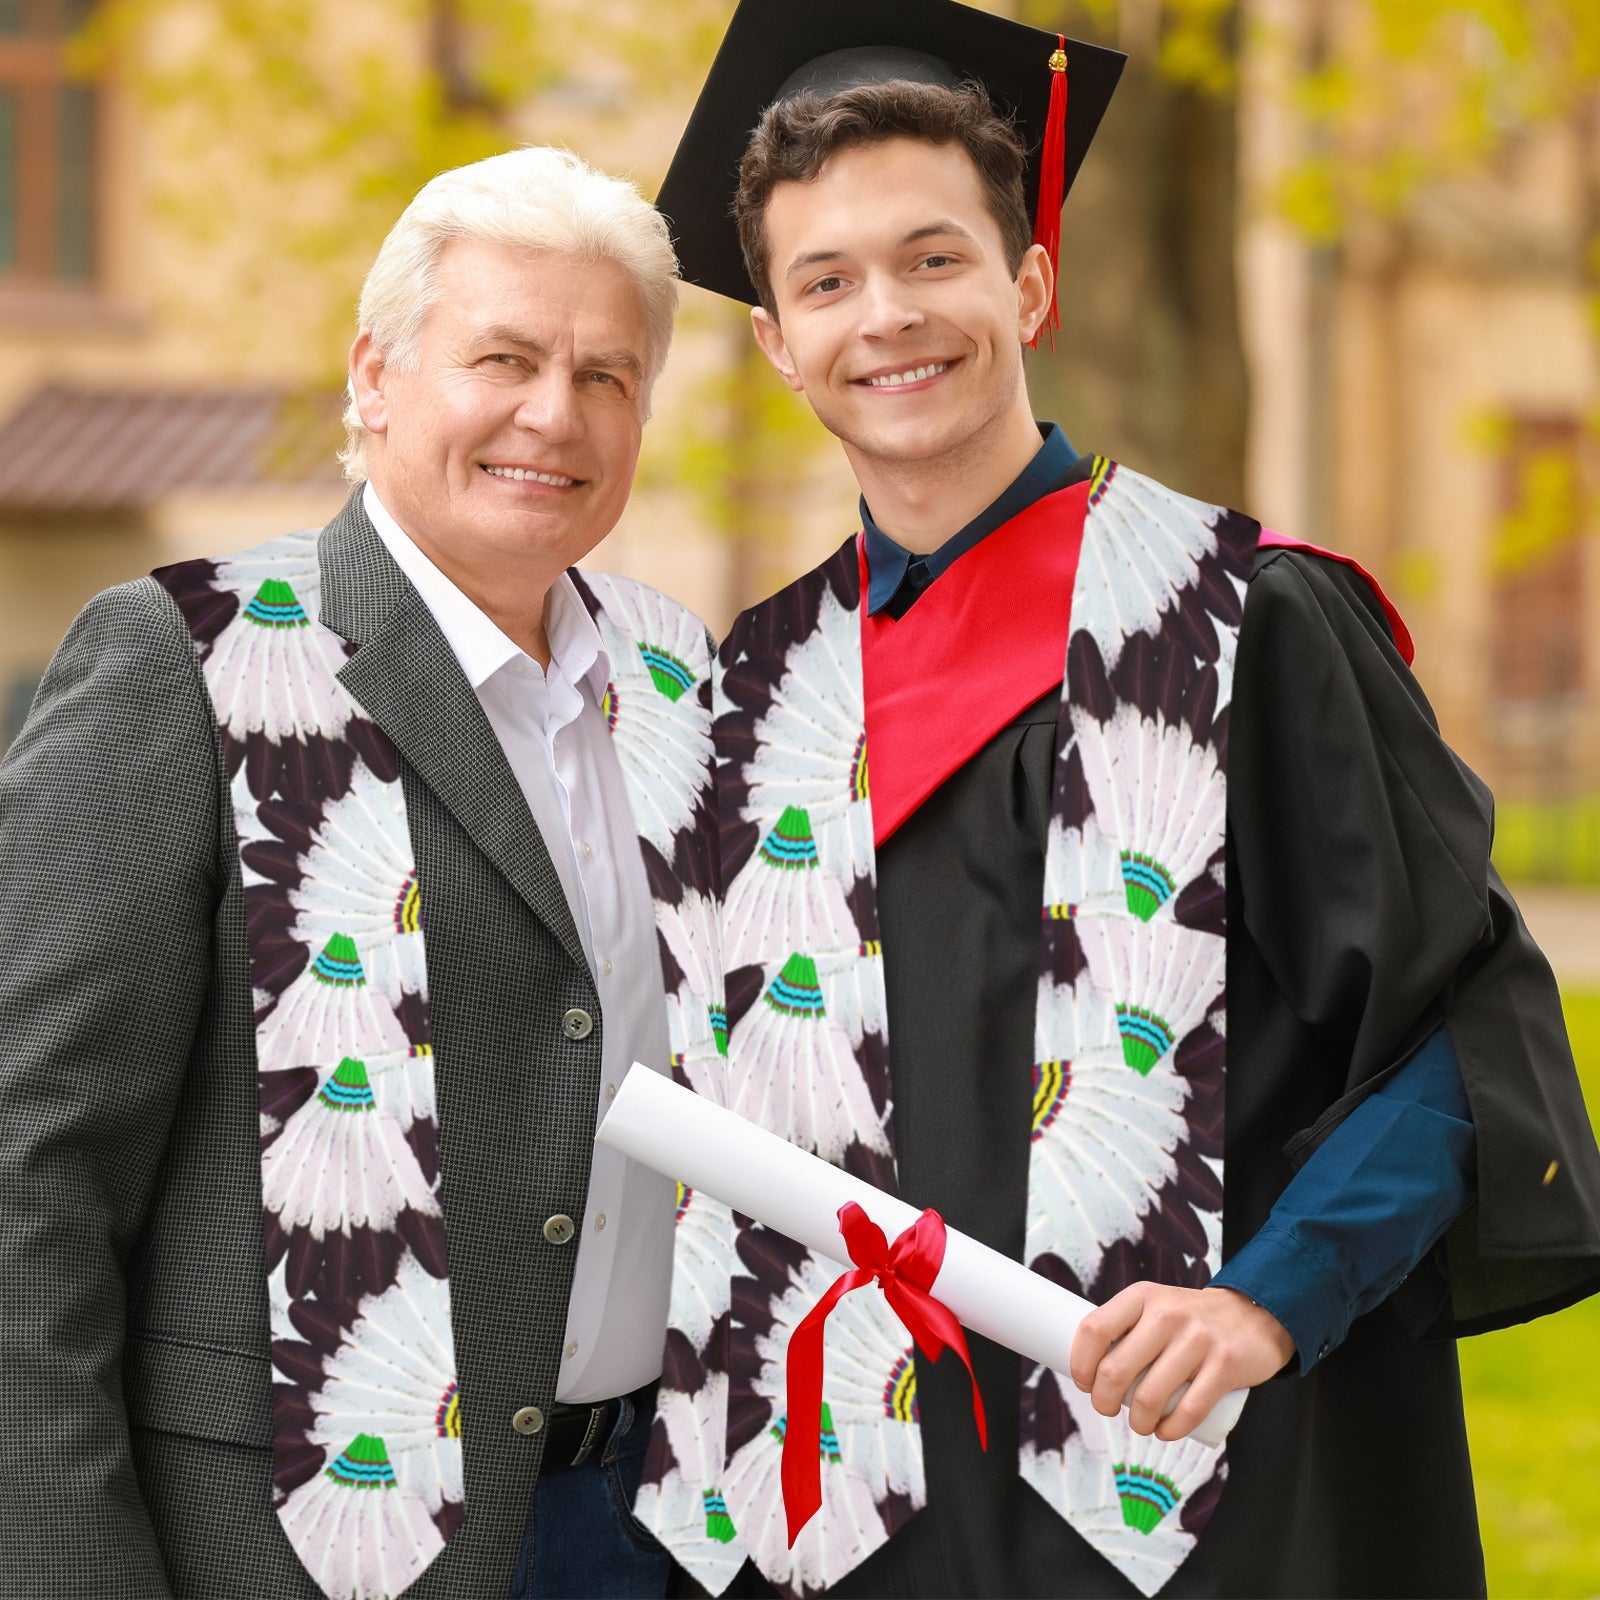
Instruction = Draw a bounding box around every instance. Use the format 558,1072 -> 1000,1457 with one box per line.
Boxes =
637,3 -> 1600,1597
0,148 -> 715,1600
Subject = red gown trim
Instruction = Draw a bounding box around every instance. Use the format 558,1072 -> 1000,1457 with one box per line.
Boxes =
860,482 -> 1088,847
858,505 -> 1415,848
1258,530 -> 1415,666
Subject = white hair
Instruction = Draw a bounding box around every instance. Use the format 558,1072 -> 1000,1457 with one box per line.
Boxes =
340,145 -> 679,482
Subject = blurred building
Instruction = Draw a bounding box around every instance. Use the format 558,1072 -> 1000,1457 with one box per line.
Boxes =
0,0 -> 350,743
0,0 -> 854,749
4,0 -> 1598,856
1238,0 -> 1600,862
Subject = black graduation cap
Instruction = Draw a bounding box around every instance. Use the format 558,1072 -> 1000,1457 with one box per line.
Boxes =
657,0 -> 1127,319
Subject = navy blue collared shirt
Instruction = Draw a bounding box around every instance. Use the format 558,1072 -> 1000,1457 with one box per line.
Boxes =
860,422 -> 1478,1370
863,423 -> 1079,617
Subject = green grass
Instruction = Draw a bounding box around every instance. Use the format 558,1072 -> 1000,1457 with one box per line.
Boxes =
1492,799 -> 1600,887
1459,991 -> 1600,1597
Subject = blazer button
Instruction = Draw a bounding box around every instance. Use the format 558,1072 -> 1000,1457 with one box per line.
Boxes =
561,1007 -> 594,1041
543,1214 -> 576,1245
511,1405 -> 545,1435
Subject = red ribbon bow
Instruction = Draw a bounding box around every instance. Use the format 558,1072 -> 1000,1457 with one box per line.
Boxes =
781,1203 -> 988,1547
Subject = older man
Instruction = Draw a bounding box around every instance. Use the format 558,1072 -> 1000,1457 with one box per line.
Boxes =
0,147 -> 719,1600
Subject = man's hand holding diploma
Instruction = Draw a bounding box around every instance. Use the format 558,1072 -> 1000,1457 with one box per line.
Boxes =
597,1065 -> 1250,1446
1072,1283 -> 1296,1442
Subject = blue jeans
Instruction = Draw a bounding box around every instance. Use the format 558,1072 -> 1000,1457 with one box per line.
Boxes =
508,1389 -> 672,1599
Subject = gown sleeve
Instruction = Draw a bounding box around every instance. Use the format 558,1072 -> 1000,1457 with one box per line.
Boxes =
1227,548 -> 1600,1337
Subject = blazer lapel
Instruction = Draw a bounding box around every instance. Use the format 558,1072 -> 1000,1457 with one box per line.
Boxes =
315,492 -> 589,973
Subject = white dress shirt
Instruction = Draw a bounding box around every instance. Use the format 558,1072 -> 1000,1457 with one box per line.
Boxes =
364,483 -> 673,1403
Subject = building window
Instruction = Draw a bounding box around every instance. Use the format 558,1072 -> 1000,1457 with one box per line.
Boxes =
1489,416 -> 1588,707
1486,413 -> 1593,817
0,0 -> 97,284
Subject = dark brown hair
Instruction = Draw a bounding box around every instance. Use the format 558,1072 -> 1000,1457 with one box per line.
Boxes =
734,79 -> 1032,315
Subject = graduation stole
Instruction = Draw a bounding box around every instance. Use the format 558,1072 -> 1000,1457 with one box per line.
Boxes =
641,462 -> 1261,1599
157,535 -> 718,1600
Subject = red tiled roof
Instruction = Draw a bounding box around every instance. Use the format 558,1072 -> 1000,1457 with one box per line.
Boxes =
0,386 -> 347,512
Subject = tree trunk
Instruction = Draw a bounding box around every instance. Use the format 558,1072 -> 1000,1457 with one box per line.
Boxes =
1027,8 -> 1250,510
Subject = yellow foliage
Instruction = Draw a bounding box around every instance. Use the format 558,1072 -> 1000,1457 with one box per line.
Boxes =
1269,0 -> 1600,243
1459,406 -> 1515,455
1288,62 -> 1357,124
65,0 -> 829,553
1156,0 -> 1237,95
1363,146 -> 1429,218
1490,448 -> 1587,580
1275,161 -> 1344,245
1394,548 -> 1442,602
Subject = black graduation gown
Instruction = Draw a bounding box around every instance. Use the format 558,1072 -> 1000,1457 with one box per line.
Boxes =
700,545 -> 1600,1599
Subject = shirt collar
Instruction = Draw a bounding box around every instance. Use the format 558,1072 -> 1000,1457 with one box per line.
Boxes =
862,422 -> 1077,616
361,481 -> 610,698
543,571 -> 611,702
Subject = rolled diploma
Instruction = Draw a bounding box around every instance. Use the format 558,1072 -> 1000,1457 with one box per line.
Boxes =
598,1063 -> 1245,1448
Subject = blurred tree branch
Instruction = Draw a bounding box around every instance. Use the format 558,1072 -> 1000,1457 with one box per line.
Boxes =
1014,0 -> 1251,508
73,0 -> 1599,592
1263,0 -> 1600,577
69,0 -> 830,594
1018,0 -> 1600,553
1267,1 -> 1600,242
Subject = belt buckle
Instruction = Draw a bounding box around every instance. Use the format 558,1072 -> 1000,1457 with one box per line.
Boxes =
568,1401 -> 608,1467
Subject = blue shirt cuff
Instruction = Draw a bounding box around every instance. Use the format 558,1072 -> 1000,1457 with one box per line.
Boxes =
1213,1025 -> 1476,1374
1212,1225 -> 1350,1374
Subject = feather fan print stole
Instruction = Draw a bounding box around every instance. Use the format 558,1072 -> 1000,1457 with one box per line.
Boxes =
157,534 -> 717,1600
642,461 -> 1261,1600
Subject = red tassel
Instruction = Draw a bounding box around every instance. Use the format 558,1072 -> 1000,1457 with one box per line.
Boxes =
1029,36 -> 1069,352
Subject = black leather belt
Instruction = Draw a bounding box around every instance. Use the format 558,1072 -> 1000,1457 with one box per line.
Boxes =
543,1379 -> 658,1469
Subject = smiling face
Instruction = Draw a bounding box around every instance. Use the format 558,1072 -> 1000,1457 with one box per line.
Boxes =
352,236 -> 652,593
750,136 -> 1050,476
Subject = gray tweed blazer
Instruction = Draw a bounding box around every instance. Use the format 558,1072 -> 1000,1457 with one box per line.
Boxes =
0,495 -> 626,1597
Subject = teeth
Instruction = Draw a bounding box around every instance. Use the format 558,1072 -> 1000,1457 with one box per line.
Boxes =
865,362 -> 948,388
484,465 -> 577,486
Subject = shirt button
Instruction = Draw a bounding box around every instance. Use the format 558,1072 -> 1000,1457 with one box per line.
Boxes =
544,1214 -> 576,1245
602,959 -> 613,976
511,1405 -> 545,1435
603,1083 -> 617,1102
564,1340 -> 579,1360
580,841 -> 594,860
594,1213 -> 607,1232
561,1007 -> 593,1041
